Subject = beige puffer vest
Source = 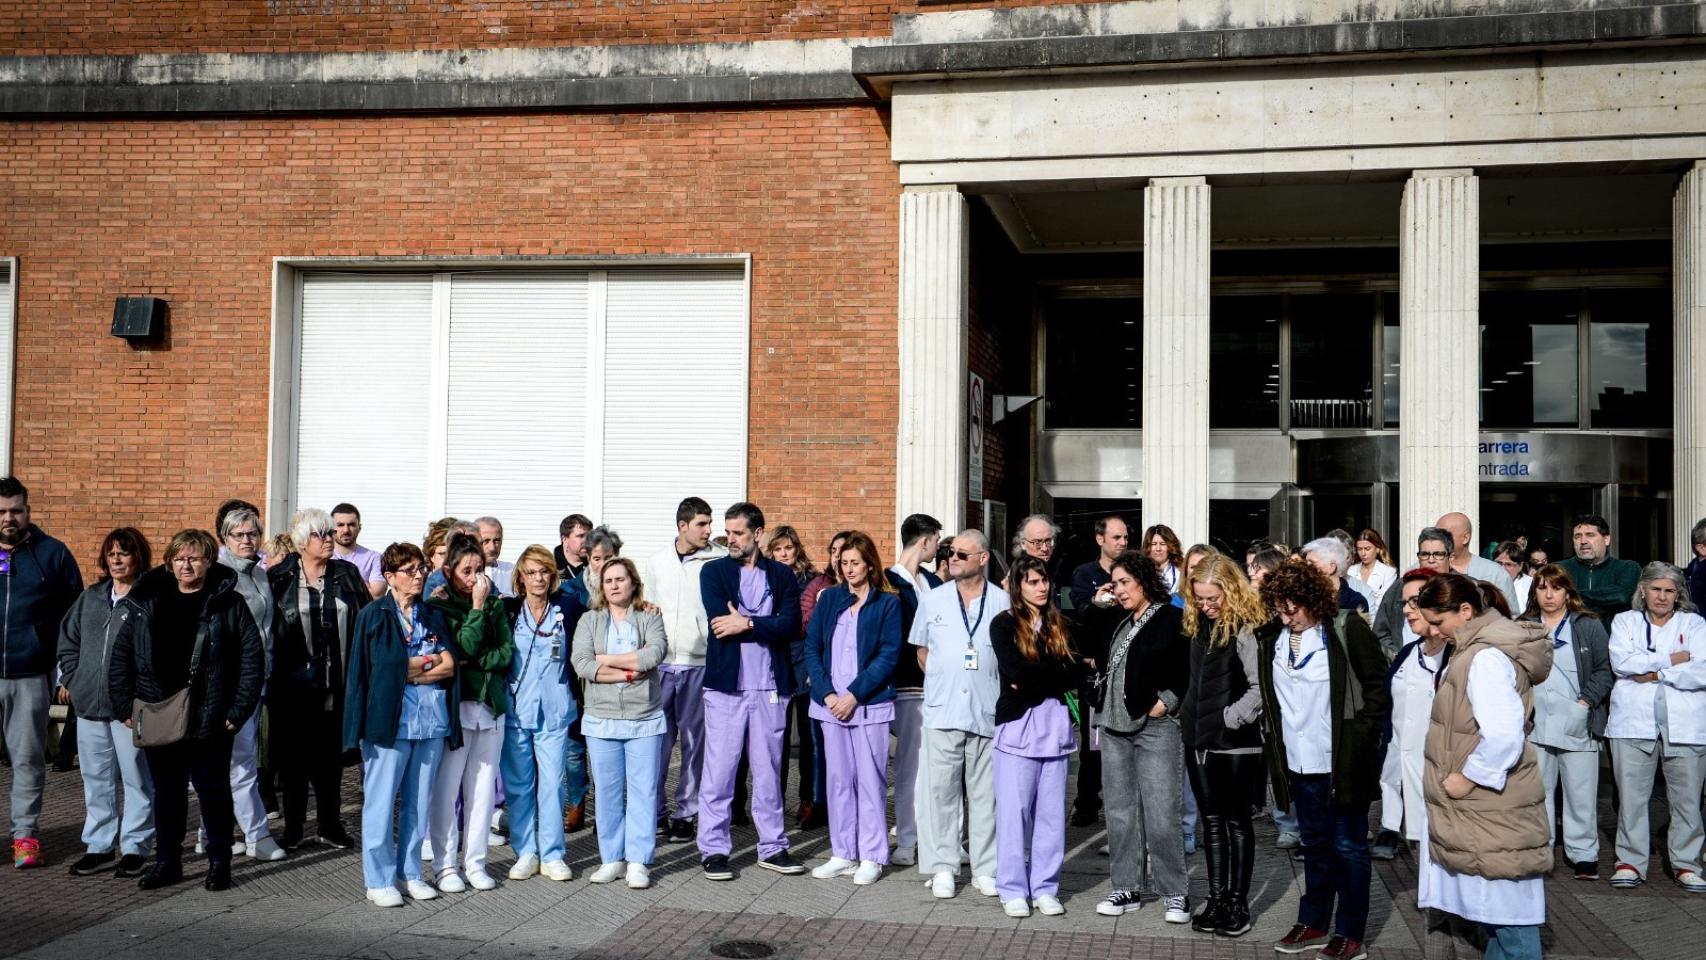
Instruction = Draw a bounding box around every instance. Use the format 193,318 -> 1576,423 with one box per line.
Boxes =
1422,612 -> 1554,880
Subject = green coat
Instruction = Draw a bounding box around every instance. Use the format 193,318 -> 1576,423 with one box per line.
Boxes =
1257,612 -> 1392,810
427,590 -> 514,718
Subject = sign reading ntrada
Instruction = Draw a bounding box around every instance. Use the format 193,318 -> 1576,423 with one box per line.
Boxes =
1480,440 -> 1531,477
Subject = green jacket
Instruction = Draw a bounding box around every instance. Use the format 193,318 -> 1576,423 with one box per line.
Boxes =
427,590 -> 514,718
1257,612 -> 1392,810
1557,555 -> 1641,621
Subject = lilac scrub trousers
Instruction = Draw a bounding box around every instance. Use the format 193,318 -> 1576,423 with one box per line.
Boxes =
993,697 -> 1075,902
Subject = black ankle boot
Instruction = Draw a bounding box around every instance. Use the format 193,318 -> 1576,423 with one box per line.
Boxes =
1191,894 -> 1224,933
1216,893 -> 1253,937
204,860 -> 232,891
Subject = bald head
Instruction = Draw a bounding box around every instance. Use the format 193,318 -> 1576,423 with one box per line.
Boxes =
1436,512 -> 1473,561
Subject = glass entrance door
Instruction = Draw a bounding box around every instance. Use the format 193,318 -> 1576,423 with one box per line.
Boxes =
1479,485 -> 1595,562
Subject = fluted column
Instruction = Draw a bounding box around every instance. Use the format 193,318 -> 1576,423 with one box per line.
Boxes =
897,185 -> 970,533
1675,161 -> 1706,557
1141,176 -> 1211,547
1398,169 -> 1480,548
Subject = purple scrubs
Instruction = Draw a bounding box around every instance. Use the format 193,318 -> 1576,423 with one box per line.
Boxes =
809,607 -> 893,864
697,565 -> 790,859
993,697 -> 1075,901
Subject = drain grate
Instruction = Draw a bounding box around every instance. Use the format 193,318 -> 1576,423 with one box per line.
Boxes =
708,940 -> 777,959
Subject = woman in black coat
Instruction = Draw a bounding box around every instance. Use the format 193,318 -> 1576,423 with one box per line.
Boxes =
110,529 -> 265,892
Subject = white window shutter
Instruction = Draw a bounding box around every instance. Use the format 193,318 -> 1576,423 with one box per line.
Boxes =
295,273 -> 434,552
444,272 -> 590,562
600,268 -> 748,563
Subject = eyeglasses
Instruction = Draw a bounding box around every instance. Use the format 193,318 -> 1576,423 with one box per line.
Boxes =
392,564 -> 424,577
227,530 -> 261,541
1023,537 -> 1055,548
1417,550 -> 1450,561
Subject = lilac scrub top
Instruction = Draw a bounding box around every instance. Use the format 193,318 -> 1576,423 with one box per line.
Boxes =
809,606 -> 895,728
735,564 -> 775,691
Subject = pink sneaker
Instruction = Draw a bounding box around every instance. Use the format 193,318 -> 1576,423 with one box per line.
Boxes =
13,837 -> 43,869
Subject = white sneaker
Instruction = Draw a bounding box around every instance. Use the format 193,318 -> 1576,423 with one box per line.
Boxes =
971,875 -> 998,897
1034,894 -> 1065,916
853,860 -> 882,885
193,839 -> 206,855
589,861 -> 625,884
1163,895 -> 1191,924
812,856 -> 857,880
1004,898 -> 1032,918
250,836 -> 286,861
541,860 -> 574,882
928,871 -> 956,899
491,809 -> 507,833
466,868 -> 497,890
508,854 -> 540,880
626,862 -> 651,889
487,832 -> 508,849
230,841 -> 247,857
405,879 -> 439,901
891,844 -> 916,866
366,886 -> 404,908
436,870 -> 467,893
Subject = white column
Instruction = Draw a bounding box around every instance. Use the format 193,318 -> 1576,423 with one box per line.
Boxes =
1398,168 -> 1480,548
1675,161 -> 1706,557
1141,176 -> 1211,547
897,185 -> 969,533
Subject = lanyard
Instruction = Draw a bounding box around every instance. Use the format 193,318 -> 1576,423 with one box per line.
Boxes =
1551,616 -> 1569,650
509,604 -> 559,694
1162,564 -> 1178,591
737,572 -> 773,618
1416,642 -> 1454,691
1645,615 -> 1685,652
959,580 -> 989,648
1287,626 -> 1319,671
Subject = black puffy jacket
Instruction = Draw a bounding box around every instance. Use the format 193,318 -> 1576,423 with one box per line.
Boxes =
109,563 -> 266,740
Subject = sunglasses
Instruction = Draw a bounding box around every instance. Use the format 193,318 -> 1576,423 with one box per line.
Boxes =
952,550 -> 981,561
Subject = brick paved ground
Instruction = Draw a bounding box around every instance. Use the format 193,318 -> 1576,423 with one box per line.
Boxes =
2,749 -> 1702,959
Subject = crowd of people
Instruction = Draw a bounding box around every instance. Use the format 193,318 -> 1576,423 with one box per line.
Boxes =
6,471 -> 1706,960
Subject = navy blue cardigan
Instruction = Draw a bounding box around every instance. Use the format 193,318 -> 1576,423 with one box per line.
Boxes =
344,594 -> 463,751
700,556 -> 803,696
802,585 -> 902,707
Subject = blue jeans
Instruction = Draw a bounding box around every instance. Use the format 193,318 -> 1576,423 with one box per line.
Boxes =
1289,773 -> 1372,941
501,724 -> 569,862
1483,924 -> 1542,960
359,737 -> 443,889
586,733 -> 663,865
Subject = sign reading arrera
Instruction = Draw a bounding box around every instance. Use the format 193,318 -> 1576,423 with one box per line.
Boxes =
1480,439 -> 1532,478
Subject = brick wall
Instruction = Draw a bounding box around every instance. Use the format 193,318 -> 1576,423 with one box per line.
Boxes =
965,200 -> 1031,544
0,106 -> 899,569
2,1 -> 1114,54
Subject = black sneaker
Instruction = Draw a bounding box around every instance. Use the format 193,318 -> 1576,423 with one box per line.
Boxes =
116,854 -> 148,878
1573,860 -> 1599,881
319,825 -> 356,850
1217,895 -> 1254,937
204,860 -> 231,892
664,818 -> 696,844
68,851 -> 116,876
757,851 -> 807,875
279,825 -> 304,850
702,855 -> 734,881
1096,889 -> 1142,916
1370,830 -> 1401,861
137,863 -> 183,890
1191,895 -> 1224,933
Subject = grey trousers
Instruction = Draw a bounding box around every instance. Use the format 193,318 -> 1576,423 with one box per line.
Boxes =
1101,717 -> 1188,896
915,727 -> 996,878
1611,736 -> 1706,876
1536,744 -> 1600,863
0,674 -> 50,839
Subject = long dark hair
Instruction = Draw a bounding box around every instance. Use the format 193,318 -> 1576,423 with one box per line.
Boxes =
1108,551 -> 1173,610
1521,563 -> 1592,621
443,533 -> 484,595
1008,555 -> 1072,662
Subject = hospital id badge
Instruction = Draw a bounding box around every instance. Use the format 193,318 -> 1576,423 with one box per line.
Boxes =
550,638 -> 562,662
962,650 -> 978,670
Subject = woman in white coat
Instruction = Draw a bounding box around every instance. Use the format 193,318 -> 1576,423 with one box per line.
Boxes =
1606,562 -> 1706,892
1372,569 -> 1443,860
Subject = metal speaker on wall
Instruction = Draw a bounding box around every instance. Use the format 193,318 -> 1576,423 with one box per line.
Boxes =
111,296 -> 167,342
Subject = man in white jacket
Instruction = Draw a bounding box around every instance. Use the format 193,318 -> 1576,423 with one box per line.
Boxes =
643,496 -> 727,845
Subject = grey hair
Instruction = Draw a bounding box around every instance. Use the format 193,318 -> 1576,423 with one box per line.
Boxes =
1302,536 -> 1349,576
1417,526 -> 1453,552
475,516 -> 503,532
219,506 -> 261,541
289,508 -> 332,551
1010,513 -> 1059,559
1631,561 -> 1698,614
1693,517 -> 1706,547
585,525 -> 624,557
956,528 -> 990,554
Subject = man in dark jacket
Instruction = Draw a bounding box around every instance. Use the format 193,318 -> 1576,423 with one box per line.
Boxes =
1557,514 -> 1642,620
0,476 -> 84,868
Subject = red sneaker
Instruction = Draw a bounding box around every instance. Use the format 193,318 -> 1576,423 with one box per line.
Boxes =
1317,937 -> 1367,960
1275,924 -> 1330,954
13,837 -> 43,869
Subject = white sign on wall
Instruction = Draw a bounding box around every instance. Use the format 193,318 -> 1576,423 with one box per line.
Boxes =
968,372 -> 984,502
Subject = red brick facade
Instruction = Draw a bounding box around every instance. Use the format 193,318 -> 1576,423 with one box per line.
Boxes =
3,1 -> 1112,55
0,106 -> 902,567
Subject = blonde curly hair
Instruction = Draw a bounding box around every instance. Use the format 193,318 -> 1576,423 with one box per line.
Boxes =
1181,554 -> 1269,649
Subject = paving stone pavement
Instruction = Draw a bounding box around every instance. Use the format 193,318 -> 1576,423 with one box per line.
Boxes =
1,749 -> 1699,958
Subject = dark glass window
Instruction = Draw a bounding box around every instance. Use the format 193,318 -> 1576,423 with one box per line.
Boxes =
1291,294 -> 1375,428
1479,290 -> 1579,428
1382,293 -> 1400,427
1210,295 -> 1281,428
1589,288 -> 1672,428
1043,297 -> 1141,429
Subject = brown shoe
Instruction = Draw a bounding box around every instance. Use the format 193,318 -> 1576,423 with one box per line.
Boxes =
564,802 -> 586,833
795,802 -> 815,825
